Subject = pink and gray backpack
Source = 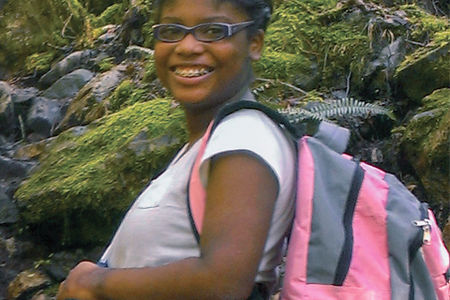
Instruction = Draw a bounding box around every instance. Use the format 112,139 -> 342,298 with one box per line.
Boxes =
188,100 -> 450,300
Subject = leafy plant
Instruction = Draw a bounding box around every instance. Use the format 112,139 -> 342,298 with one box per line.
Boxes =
279,97 -> 394,123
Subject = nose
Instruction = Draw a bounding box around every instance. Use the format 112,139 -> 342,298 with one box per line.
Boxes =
174,33 -> 205,56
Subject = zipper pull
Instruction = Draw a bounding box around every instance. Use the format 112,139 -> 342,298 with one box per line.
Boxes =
413,219 -> 432,245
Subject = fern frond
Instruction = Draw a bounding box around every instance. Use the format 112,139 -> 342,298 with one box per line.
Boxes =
278,98 -> 394,123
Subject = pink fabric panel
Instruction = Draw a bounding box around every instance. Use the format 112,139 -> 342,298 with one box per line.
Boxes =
422,210 -> 450,300
188,122 -> 214,234
359,162 -> 386,181
342,167 -> 391,298
282,137 -> 315,298
342,154 -> 386,180
282,283 -> 387,300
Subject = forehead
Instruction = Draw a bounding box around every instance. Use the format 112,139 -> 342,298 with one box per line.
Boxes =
159,0 -> 248,21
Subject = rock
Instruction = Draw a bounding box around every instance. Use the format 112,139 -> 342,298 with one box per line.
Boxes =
0,156 -> 34,179
7,269 -> 51,300
15,100 -> 187,247
400,88 -> 449,219
366,38 -> 406,76
31,292 -> 53,300
43,250 -> 85,282
42,69 -> 94,100
395,43 -> 449,103
0,190 -> 18,224
11,87 -> 38,105
96,25 -> 121,45
0,81 -> 15,132
13,138 -> 56,160
125,45 -> 154,60
56,65 -> 126,132
11,87 -> 38,120
26,97 -> 62,138
38,50 -> 96,88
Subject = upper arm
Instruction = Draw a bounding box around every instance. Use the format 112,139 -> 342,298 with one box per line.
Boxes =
199,152 -> 279,295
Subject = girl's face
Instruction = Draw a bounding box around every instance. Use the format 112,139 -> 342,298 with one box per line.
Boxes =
154,0 -> 263,110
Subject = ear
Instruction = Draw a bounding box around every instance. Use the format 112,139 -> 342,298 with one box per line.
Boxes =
249,29 -> 264,61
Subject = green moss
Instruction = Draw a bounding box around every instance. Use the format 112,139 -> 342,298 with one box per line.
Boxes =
24,52 -> 57,75
394,42 -> 449,102
400,5 -> 448,42
254,51 -> 312,81
97,56 -> 115,72
107,79 -> 150,113
91,3 -> 127,27
15,99 -> 187,247
143,57 -> 157,82
400,88 -> 449,212
258,0 -> 370,88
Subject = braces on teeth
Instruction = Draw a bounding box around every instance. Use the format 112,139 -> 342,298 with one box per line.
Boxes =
175,68 -> 211,77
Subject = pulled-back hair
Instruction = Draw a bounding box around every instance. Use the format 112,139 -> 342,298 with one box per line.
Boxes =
152,0 -> 273,34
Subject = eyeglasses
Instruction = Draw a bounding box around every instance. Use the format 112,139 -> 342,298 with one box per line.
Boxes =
152,21 -> 255,43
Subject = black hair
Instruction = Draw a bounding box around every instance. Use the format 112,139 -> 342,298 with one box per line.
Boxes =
152,0 -> 272,34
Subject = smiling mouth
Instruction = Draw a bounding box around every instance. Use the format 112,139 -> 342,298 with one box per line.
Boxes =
172,66 -> 214,78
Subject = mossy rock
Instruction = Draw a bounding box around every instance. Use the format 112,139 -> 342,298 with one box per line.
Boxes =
400,88 -> 449,218
394,42 -> 449,103
15,99 -> 187,248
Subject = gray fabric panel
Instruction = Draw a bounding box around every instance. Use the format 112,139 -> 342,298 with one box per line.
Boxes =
314,122 -> 350,154
410,250 -> 437,300
306,137 -> 356,284
384,174 -> 436,300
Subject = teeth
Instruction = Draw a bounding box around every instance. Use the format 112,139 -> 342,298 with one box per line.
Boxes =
174,67 -> 211,78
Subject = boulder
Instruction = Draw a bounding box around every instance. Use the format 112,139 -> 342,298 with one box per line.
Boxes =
11,87 -> 38,105
0,190 -> 18,224
125,45 -> 154,60
363,38 -> 406,96
400,88 -> 449,217
7,269 -> 51,300
395,43 -> 449,103
0,156 -> 34,180
38,50 -> 96,88
26,97 -> 62,138
42,69 -> 94,100
0,81 -> 14,133
15,99 -> 187,247
56,65 -> 127,132
13,137 -> 56,160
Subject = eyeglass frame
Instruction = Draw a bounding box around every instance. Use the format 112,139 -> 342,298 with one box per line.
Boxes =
152,21 -> 255,43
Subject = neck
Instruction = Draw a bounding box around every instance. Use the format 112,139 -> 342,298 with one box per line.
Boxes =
184,87 -> 254,144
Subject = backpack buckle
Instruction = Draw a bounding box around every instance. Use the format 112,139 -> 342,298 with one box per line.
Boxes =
413,219 -> 432,245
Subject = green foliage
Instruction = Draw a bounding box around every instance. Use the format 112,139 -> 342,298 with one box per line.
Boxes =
279,98 -> 394,123
256,0 -> 370,86
15,99 -> 187,247
142,56 -> 157,82
91,3 -> 127,27
97,56 -> 115,72
0,0 -> 92,71
254,51 -> 312,81
399,88 -> 449,214
108,79 -> 151,112
24,52 -> 58,75
400,4 -> 449,42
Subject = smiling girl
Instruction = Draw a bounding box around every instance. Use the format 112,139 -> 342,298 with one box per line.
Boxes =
56,0 -> 295,299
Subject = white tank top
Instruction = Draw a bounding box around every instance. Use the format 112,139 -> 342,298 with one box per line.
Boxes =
100,103 -> 296,286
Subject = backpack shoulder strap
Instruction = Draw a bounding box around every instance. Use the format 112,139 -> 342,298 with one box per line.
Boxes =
314,121 -> 350,154
187,100 -> 300,242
